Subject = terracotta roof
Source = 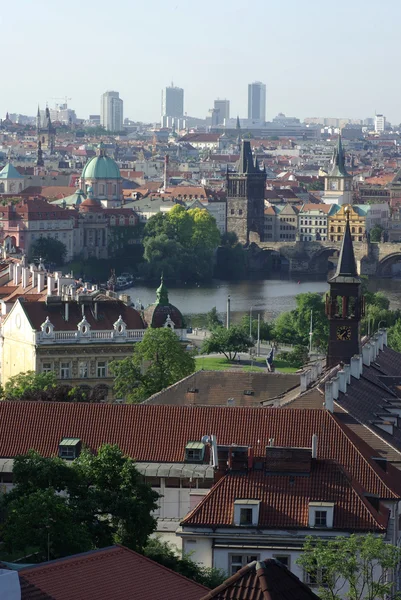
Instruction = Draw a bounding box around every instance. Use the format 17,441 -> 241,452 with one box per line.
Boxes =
39,186 -> 77,200
182,460 -> 388,531
19,545 -> 208,600
200,559 -> 320,600
299,203 -> 332,214
143,371 -> 299,407
0,197 -> 73,221
18,298 -> 145,331
0,404 -> 398,498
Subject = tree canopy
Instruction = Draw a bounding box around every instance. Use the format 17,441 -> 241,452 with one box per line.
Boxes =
297,534 -> 401,600
2,445 -> 158,561
110,327 -> 195,402
201,325 -> 253,360
272,293 -> 328,350
369,225 -> 384,243
29,237 -> 67,266
142,205 -> 221,281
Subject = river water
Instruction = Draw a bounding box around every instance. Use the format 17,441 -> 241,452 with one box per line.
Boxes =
125,276 -> 401,323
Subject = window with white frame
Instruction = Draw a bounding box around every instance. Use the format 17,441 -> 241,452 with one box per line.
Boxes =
304,562 -> 329,587
309,502 -> 334,528
229,554 -> 259,576
233,499 -> 260,526
60,362 -> 70,379
97,361 -> 107,378
42,362 -> 53,373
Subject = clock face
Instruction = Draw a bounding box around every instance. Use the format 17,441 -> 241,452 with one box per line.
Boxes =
337,326 -> 351,341
330,180 -> 338,191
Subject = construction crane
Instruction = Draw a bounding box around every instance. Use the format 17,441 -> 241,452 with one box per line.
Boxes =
51,96 -> 72,108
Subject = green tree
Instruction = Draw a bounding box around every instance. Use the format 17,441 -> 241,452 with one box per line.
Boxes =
273,311 -> 302,345
144,537 -> 225,589
215,233 -> 247,279
206,307 -> 223,330
297,534 -> 401,600
202,325 -> 253,361
369,225 -> 384,243
2,445 -> 158,561
142,205 -> 221,282
241,315 -> 274,341
3,370 -> 57,400
388,319 -> 401,352
3,488 -> 92,561
110,327 -> 195,402
272,293 -> 329,351
29,237 -> 67,265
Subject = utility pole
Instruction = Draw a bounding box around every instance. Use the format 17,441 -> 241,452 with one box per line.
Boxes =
257,313 -> 261,356
309,310 -> 313,354
226,295 -> 231,329
249,306 -> 253,338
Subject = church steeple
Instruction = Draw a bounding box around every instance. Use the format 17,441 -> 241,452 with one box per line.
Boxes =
329,134 -> 348,177
36,140 -> 44,167
326,207 -> 364,367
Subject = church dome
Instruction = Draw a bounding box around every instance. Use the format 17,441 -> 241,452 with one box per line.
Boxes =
144,276 -> 184,329
81,144 -> 120,180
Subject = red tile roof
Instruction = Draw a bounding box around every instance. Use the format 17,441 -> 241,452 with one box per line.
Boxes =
19,545 -> 208,600
18,298 -> 145,332
0,197 -> 73,221
200,559 -> 320,600
0,404 -> 398,499
181,461 -> 388,531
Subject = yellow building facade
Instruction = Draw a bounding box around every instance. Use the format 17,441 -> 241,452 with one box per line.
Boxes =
328,204 -> 366,242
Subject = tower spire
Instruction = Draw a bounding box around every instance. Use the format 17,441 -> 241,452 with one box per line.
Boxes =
329,134 -> 348,177
329,206 -> 359,282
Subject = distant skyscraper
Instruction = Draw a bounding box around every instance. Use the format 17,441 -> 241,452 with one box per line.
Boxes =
161,84 -> 184,126
100,91 -> 123,132
248,81 -> 266,122
214,99 -> 230,124
374,114 -> 386,133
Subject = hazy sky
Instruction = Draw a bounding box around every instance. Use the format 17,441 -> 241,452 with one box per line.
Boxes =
2,0 -> 401,124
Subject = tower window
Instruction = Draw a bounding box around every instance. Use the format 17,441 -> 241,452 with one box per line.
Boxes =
239,209 -> 243,215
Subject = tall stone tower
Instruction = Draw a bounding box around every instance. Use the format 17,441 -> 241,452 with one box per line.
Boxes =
226,141 -> 266,245
325,207 -> 365,368
37,107 -> 56,154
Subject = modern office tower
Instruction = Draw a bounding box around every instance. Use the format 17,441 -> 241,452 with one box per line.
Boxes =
161,83 -> 184,126
100,91 -> 123,132
248,81 -> 266,122
214,99 -> 230,124
374,114 -> 386,133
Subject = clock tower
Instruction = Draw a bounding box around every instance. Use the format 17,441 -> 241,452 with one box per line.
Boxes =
322,135 -> 353,206
326,207 -> 365,368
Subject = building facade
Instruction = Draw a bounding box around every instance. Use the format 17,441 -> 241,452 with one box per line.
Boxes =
277,204 -> 299,241
298,204 -> 331,241
214,99 -> 230,124
226,141 -> 266,244
161,84 -> 184,125
248,81 -> 266,123
328,205 -> 366,242
100,91 -> 123,132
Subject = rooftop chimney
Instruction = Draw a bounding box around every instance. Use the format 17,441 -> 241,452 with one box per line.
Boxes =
65,301 -> 69,322
8,262 -> 14,281
383,329 -> 388,346
21,267 -> 29,289
0,569 -> 21,600
343,363 -> 351,385
332,375 -> 339,400
14,263 -> 21,285
47,275 -> 54,296
377,330 -> 384,351
311,434 -> 318,459
338,370 -> 347,394
37,271 -> 45,293
324,381 -> 334,412
350,355 -> 361,379
362,343 -> 372,367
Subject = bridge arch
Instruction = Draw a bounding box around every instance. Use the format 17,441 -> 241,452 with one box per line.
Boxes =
308,246 -> 341,274
377,253 -> 401,277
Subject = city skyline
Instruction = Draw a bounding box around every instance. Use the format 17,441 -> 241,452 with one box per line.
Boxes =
1,0 -> 401,124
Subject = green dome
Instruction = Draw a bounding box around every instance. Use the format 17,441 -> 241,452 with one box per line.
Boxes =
81,153 -> 120,180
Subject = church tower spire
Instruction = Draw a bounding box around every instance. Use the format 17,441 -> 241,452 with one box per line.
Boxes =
322,134 -> 353,206
325,206 -> 364,367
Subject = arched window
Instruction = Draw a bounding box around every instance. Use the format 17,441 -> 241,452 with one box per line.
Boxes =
337,226 -> 341,233
352,227 -> 355,233
359,227 -> 363,233
330,226 -> 334,233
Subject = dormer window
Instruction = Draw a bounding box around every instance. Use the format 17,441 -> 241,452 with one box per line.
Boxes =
41,316 -> 55,337
77,315 -> 91,336
233,499 -> 260,526
309,502 -> 334,528
185,441 -> 205,463
113,315 -> 127,336
58,438 -> 81,460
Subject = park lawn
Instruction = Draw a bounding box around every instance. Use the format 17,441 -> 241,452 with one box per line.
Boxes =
195,355 -> 298,373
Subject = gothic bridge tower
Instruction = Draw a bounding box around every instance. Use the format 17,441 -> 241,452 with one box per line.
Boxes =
226,140 -> 266,245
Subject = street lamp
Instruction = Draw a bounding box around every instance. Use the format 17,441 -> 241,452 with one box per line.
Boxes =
249,306 -> 253,339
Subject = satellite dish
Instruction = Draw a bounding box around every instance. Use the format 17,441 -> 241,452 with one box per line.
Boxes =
201,435 -> 211,445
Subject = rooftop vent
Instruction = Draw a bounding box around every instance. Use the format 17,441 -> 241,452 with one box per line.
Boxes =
243,390 -> 254,396
187,387 -> 199,393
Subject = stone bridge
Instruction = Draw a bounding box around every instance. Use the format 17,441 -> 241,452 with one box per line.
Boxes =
249,240 -> 401,275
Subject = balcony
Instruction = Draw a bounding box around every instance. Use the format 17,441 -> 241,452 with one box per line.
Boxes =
37,329 -> 147,344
